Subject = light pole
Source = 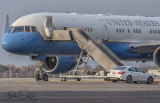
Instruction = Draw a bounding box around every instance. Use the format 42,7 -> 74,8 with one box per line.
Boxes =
8,54 -> 12,78
9,66 -> 11,78
16,73 -> 18,78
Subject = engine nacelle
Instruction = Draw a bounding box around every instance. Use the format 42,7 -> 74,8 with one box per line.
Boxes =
43,56 -> 77,74
153,47 -> 160,68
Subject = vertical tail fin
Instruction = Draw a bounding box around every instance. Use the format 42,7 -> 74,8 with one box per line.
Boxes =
3,14 -> 9,35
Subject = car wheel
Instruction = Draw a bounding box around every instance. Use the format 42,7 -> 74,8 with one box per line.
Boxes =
61,77 -> 67,81
126,75 -> 132,83
76,78 -> 81,81
112,80 -> 117,83
104,78 -> 108,81
133,81 -> 138,83
147,76 -> 153,84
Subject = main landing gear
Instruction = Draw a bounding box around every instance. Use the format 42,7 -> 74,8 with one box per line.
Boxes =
35,61 -> 48,81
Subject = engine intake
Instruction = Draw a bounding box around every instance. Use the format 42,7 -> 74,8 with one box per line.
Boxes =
45,57 -> 57,70
153,47 -> 160,68
43,56 -> 77,74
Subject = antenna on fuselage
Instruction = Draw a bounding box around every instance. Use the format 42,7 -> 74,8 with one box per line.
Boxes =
3,14 -> 9,35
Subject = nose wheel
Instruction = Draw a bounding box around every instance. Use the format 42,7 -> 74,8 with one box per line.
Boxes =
35,73 -> 48,81
36,74 -> 40,81
35,61 -> 49,81
42,73 -> 48,81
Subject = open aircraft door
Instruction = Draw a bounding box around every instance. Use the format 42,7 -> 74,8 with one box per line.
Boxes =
44,16 -> 55,40
99,20 -> 109,42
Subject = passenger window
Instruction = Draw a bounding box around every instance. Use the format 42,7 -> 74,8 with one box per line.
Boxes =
25,26 -> 30,32
150,29 -> 152,34
133,29 -> 135,33
136,29 -> 138,33
90,28 -> 93,32
116,28 -> 119,33
128,29 -> 130,33
155,30 -> 157,34
139,29 -> 141,33
88,28 -> 90,32
136,68 -> 145,73
13,26 -> 24,32
31,26 -> 37,33
122,29 -> 124,33
119,29 -> 121,33
129,67 -> 136,72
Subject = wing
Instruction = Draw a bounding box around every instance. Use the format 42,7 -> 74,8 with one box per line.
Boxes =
130,41 -> 160,53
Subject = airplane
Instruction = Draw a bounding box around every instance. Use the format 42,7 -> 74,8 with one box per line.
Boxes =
2,12 -> 160,81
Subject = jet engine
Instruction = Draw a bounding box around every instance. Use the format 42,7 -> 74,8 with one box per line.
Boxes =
153,47 -> 160,68
43,56 -> 77,74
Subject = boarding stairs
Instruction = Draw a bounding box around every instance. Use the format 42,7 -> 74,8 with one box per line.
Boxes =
66,28 -> 125,71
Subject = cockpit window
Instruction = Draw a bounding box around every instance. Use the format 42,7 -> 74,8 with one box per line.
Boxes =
25,26 -> 37,33
25,26 -> 30,32
31,26 -> 37,33
13,26 -> 24,32
8,26 -> 37,33
7,26 -> 14,33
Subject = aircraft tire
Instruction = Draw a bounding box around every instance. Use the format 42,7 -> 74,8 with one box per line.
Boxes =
76,78 -> 81,81
42,73 -> 48,81
36,74 -> 40,81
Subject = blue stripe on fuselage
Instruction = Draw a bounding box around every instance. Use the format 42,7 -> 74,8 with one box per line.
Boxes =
2,32 -> 152,60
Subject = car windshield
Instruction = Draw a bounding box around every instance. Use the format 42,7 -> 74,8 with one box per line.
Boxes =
114,67 -> 127,70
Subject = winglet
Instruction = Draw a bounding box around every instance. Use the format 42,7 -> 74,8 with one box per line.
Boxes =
3,14 -> 9,35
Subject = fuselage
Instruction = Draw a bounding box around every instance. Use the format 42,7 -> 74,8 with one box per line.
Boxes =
2,13 -> 160,61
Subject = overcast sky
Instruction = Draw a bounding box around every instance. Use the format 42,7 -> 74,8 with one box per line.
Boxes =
0,0 -> 160,67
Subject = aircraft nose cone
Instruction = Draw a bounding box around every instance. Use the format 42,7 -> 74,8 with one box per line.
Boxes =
2,38 -> 7,50
2,35 -> 13,52
2,34 -> 20,53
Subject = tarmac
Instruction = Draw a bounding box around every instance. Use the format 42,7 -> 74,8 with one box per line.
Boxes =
0,78 -> 160,103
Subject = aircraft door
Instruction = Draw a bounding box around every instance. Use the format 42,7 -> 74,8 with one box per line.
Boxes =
99,20 -> 109,42
44,16 -> 55,40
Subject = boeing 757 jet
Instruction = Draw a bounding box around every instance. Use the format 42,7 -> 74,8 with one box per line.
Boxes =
2,13 -> 160,81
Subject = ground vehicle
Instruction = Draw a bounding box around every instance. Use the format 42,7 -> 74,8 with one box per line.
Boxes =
107,66 -> 154,84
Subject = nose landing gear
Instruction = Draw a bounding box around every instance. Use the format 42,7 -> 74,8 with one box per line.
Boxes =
35,61 -> 48,81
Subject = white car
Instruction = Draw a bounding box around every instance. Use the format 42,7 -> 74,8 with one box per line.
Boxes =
107,66 -> 154,84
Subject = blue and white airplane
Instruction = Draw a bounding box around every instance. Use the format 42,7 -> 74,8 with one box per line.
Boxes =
2,13 -> 160,81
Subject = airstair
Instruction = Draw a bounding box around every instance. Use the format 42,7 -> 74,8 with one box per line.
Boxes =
66,28 -> 125,71
44,16 -> 125,71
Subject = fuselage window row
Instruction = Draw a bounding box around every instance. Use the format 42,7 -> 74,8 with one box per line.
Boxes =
150,29 -> 160,34
83,28 -> 93,32
116,28 -> 142,34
